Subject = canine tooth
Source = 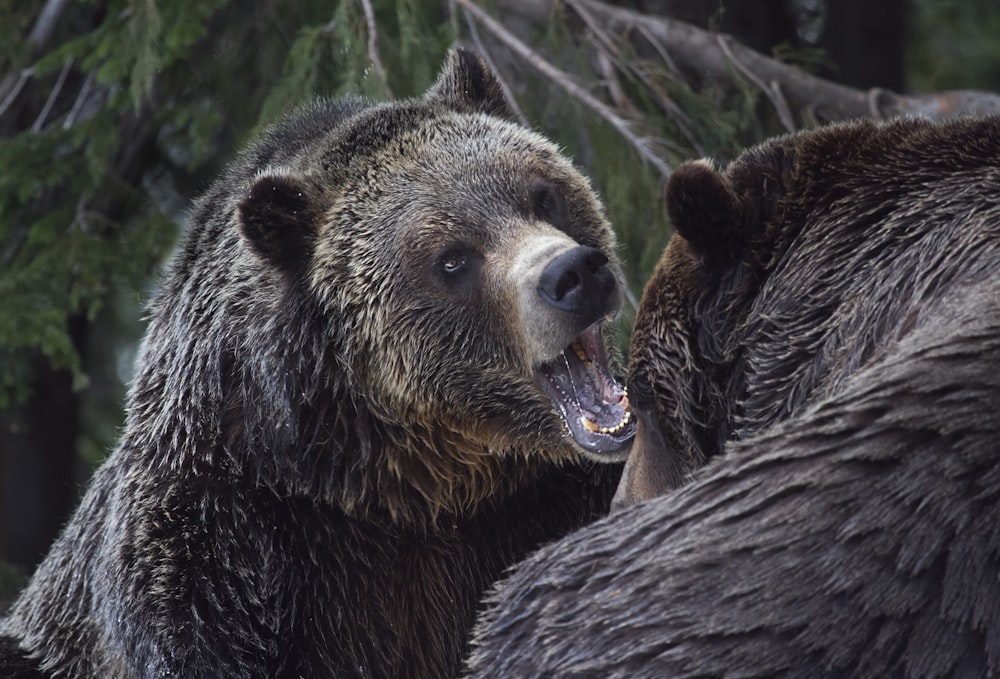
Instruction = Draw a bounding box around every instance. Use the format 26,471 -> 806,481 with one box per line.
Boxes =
581,417 -> 600,433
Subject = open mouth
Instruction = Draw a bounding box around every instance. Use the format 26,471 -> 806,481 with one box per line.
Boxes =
533,323 -> 636,459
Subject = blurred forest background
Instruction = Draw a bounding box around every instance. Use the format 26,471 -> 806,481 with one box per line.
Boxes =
2,0 -> 999,603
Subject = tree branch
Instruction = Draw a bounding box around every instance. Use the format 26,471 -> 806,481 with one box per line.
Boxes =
567,0 -> 704,155
454,0 -> 673,179
27,0 -> 72,52
63,70 -> 96,129
573,0 -> 1000,122
32,58 -> 73,133
0,69 -> 33,122
359,0 -> 391,98
716,35 -> 796,132
454,0 -> 530,128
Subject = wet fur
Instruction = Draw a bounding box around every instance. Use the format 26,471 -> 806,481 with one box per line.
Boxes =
467,116 -> 1000,677
0,50 -> 622,678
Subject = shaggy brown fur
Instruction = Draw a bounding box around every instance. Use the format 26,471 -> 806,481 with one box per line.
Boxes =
0,49 -> 627,678
620,115 -> 1000,503
467,116 -> 1000,678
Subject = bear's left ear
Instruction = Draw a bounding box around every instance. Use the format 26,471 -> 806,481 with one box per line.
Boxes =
665,160 -> 750,268
424,47 -> 517,121
238,172 -> 318,273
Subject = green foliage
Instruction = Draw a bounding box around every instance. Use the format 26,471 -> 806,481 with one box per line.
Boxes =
770,43 -> 837,76
0,0 -> 454,446
128,0 -> 162,107
908,0 -> 1000,91
0,7 -> 35,73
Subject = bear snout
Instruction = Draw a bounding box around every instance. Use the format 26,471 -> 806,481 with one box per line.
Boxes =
510,232 -> 622,365
537,246 -> 617,321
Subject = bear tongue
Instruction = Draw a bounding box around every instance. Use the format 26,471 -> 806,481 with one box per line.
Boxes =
534,325 -> 635,458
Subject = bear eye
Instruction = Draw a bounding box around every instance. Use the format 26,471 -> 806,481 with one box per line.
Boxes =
431,244 -> 481,293
436,247 -> 477,280
530,178 -> 565,226
442,254 -> 466,274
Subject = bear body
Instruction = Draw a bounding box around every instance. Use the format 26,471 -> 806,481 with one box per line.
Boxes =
466,116 -> 1000,677
0,49 -> 632,678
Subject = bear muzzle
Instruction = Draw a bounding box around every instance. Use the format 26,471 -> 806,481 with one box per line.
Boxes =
533,324 -> 634,460
537,246 -> 617,318
512,235 -> 634,460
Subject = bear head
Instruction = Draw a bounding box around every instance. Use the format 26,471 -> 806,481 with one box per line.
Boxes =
617,117 -> 1000,505
139,48 -> 634,525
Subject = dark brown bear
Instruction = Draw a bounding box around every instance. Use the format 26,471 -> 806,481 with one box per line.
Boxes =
0,49 -> 633,678
465,116 -> 1000,678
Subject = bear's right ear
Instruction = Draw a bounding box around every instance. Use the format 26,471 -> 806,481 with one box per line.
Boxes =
424,47 -> 517,121
238,172 -> 317,273
665,160 -> 745,267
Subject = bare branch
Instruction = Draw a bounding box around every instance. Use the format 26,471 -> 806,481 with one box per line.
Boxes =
568,0 -> 704,155
359,0 -> 389,97
360,0 -> 391,98
568,1 -> 638,115
596,51 -> 635,116
573,0 -> 1000,122
623,285 -> 639,314
32,58 -> 73,133
0,69 -> 33,121
635,24 -> 681,80
455,0 -> 672,179
890,89 -> 1000,118
27,0 -> 71,52
867,87 -> 884,119
63,71 -> 96,129
457,5 -> 530,128
717,35 -> 796,132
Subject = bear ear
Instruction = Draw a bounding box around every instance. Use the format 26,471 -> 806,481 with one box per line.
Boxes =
664,160 -> 745,266
238,172 -> 317,273
424,47 -> 517,121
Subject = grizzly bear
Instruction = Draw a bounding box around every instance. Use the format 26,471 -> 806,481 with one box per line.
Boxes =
465,117 -> 1000,677
0,48 -> 633,678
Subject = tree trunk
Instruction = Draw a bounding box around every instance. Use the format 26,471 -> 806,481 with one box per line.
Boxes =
820,0 -> 910,91
0,315 -> 86,570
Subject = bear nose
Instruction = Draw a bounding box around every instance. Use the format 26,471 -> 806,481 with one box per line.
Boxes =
538,245 -> 616,315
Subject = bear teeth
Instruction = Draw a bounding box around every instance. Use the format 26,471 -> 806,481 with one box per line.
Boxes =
580,409 -> 632,436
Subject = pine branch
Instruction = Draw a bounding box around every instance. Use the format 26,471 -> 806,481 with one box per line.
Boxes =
454,0 -> 673,179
